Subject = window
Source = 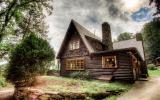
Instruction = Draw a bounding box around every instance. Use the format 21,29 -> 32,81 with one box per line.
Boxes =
102,56 -> 117,68
66,59 -> 85,70
132,55 -> 138,68
69,41 -> 80,50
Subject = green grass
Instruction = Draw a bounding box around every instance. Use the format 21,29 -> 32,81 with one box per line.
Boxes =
148,68 -> 160,77
104,96 -> 117,100
43,76 -> 132,94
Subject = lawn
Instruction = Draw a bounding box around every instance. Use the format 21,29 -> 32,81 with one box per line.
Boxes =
40,76 -> 132,94
148,68 -> 160,77
32,76 -> 132,100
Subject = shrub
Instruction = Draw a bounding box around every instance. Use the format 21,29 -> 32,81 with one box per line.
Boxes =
148,64 -> 157,70
6,33 -> 55,87
69,71 -> 91,80
0,75 -> 7,87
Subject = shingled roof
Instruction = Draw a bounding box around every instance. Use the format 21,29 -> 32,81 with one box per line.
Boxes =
113,39 -> 145,60
57,20 -> 145,61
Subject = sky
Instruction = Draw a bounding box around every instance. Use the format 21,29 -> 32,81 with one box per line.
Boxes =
47,0 -> 154,53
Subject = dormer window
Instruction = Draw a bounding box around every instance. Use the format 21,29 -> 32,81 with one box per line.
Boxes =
69,41 -> 80,50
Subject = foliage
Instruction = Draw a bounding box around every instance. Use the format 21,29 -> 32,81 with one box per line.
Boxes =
142,18 -> 160,62
0,75 -> 7,87
117,32 -> 132,41
147,64 -> 157,70
0,0 -> 53,41
150,0 -> 160,15
43,76 -> 132,94
148,68 -> 160,76
6,33 -> 55,87
69,71 -> 91,80
0,67 -> 7,87
0,35 -> 20,58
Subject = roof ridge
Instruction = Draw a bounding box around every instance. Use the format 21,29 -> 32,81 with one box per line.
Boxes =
72,20 -> 101,41
113,38 -> 137,43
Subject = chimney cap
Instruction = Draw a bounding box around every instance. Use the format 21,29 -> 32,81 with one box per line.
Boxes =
102,22 -> 110,25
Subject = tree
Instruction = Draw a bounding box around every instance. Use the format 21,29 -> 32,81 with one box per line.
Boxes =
117,32 -> 132,41
6,33 -> 55,87
149,0 -> 160,15
0,0 -> 53,41
0,35 -> 20,59
142,18 -> 160,62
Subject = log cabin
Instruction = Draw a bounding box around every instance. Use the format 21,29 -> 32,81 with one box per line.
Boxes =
57,20 -> 148,82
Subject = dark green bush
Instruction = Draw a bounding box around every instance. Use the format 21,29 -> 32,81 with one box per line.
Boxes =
69,71 -> 91,80
6,33 -> 55,87
148,64 -> 157,70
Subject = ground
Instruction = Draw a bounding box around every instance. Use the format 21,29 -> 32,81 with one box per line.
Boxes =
118,77 -> 160,100
0,68 -> 160,100
118,68 -> 160,100
0,76 -> 131,100
33,76 -> 131,94
0,89 -> 14,100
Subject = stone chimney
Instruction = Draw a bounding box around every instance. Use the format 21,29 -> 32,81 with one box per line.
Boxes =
102,22 -> 113,51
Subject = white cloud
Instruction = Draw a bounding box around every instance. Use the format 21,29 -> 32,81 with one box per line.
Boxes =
47,0 -> 150,53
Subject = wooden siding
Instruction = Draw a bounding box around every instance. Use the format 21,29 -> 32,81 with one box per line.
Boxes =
84,52 -> 134,81
113,53 -> 133,81
59,26 -> 89,76
61,27 -> 89,59
60,50 -> 143,82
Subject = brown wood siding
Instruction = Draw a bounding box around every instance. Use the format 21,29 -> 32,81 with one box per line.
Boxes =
84,52 -> 134,81
113,53 -> 134,81
59,27 -> 89,76
61,30 -> 89,58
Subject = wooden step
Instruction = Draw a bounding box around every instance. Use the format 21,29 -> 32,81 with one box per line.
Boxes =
114,71 -> 132,74
87,68 -> 115,72
140,74 -> 148,78
114,74 -> 132,77
95,75 -> 113,82
114,76 -> 133,80
115,69 -> 131,71
91,72 -> 113,76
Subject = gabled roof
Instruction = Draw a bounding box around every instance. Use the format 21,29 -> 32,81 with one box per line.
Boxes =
72,20 -> 101,41
57,20 -> 99,58
57,19 -> 145,61
113,39 -> 145,60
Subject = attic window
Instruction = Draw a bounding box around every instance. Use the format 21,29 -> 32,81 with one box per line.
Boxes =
102,56 -> 117,68
69,41 -> 80,50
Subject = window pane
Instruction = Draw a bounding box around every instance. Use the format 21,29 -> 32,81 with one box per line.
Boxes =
69,41 -> 80,50
66,59 -> 85,70
102,56 -> 117,68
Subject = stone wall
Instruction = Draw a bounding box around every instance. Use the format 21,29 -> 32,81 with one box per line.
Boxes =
13,88 -> 125,100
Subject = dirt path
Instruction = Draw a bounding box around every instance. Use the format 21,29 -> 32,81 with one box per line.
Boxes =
118,77 -> 160,100
0,89 -> 14,100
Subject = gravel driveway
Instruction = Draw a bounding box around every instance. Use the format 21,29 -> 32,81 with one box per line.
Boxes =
0,89 -> 14,100
118,77 -> 160,100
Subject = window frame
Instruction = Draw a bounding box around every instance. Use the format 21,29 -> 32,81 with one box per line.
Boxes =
65,58 -> 85,70
102,56 -> 117,68
69,40 -> 80,50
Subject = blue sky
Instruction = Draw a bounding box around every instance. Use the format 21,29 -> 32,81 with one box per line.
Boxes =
47,0 -> 152,53
132,7 -> 153,22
